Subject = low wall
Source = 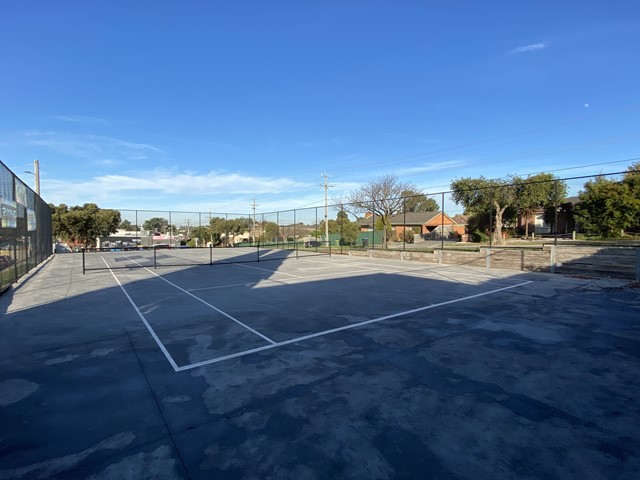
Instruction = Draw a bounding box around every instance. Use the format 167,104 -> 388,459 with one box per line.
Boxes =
348,245 -> 640,280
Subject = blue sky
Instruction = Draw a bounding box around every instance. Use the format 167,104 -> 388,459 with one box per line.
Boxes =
1,1 -> 639,218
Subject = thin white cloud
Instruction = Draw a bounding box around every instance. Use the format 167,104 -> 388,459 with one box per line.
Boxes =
509,42 -> 549,54
49,115 -> 108,124
42,168 -> 312,208
93,159 -> 124,167
21,131 -> 164,160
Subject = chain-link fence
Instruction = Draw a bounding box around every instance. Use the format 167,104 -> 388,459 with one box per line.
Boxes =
0,161 -> 53,293
103,170 -> 639,253
82,169 -> 639,278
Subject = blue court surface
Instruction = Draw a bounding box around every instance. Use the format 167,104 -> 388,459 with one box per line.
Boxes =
1,252 -> 639,479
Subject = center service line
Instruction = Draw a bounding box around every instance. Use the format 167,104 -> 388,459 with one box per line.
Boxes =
132,261 -> 277,345
177,279 -> 534,371
102,257 -> 180,372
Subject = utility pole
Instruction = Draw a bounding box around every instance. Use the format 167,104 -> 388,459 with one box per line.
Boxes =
321,173 -> 334,246
34,159 -> 40,196
24,159 -> 41,197
251,199 -> 258,245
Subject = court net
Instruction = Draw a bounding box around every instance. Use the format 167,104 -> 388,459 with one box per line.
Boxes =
81,242 -> 331,273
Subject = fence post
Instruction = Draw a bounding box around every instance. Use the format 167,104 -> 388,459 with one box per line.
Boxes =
489,188 -> 494,249
209,243 -> 213,266
403,197 -> 407,251
441,191 -> 445,250
82,248 -> 86,275
554,181 -> 559,246
153,247 -> 157,269
371,201 -> 375,250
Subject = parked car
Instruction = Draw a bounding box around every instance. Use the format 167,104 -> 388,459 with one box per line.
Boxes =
304,240 -> 322,247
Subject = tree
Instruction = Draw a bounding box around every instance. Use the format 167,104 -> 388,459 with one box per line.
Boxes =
330,210 -> 359,245
347,174 -> 417,249
49,203 -> 69,241
260,221 -> 279,243
143,217 -> 169,234
451,177 -> 518,245
574,171 -> 640,237
118,219 -> 136,231
50,203 -> 120,247
189,226 -> 210,244
625,162 -> 640,232
400,190 -> 438,212
515,173 -> 568,237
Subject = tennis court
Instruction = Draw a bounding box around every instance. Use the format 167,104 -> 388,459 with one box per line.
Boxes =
1,252 -> 639,479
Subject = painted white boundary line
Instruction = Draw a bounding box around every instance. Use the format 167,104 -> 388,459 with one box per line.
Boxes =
234,262 -> 303,278
175,279 -> 534,372
136,263 -> 277,345
102,257 -> 181,372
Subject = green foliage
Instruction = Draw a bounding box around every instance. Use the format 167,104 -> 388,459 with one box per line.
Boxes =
143,217 -> 169,233
330,210 -> 359,245
574,170 -> 640,237
51,203 -> 120,247
190,226 -> 210,242
260,221 -> 279,242
451,176 -> 517,244
118,219 -> 136,231
400,230 -> 415,243
400,190 -> 438,212
470,229 -> 489,243
515,173 -> 567,236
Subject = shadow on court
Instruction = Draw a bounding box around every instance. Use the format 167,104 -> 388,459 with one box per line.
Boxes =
1,251 -> 639,479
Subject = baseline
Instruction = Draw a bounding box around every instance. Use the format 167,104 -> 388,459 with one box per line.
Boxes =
176,279 -> 533,372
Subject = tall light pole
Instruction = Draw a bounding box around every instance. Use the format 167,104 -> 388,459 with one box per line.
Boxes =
24,159 -> 41,196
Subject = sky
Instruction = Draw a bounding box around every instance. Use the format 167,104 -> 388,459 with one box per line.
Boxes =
1,1 -> 639,220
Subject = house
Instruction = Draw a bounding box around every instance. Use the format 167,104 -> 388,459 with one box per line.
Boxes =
358,211 -> 467,239
517,196 -> 579,236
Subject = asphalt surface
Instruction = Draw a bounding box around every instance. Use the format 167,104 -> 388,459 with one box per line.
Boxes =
1,252 -> 639,479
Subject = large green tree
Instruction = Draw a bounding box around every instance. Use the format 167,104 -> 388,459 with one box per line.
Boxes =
451,177 -> 518,244
400,190 -> 438,212
329,210 -> 359,245
51,203 -> 121,247
347,174 -> 417,249
574,165 -> 640,237
260,221 -> 280,243
143,217 -> 170,234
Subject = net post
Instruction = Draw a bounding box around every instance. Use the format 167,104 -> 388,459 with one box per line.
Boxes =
82,248 -> 86,275
257,242 -> 260,262
209,243 -> 213,266
153,246 -> 157,269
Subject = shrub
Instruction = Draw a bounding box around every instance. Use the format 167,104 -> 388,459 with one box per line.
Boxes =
470,229 -> 489,243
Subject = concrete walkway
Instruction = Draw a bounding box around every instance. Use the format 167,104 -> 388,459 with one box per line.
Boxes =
1,253 -> 639,479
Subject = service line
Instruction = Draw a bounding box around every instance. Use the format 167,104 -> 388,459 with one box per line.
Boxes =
176,280 -> 534,372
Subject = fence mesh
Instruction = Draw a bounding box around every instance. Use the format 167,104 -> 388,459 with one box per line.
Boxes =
0,161 -> 52,292
98,170 -> 639,257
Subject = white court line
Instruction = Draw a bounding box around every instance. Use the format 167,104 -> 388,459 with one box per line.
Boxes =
188,281 -> 261,292
132,262 -> 277,345
234,262 -> 304,278
176,280 -> 533,371
102,257 -> 181,372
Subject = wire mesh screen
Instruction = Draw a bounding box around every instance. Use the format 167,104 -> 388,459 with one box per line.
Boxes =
0,161 -> 52,292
